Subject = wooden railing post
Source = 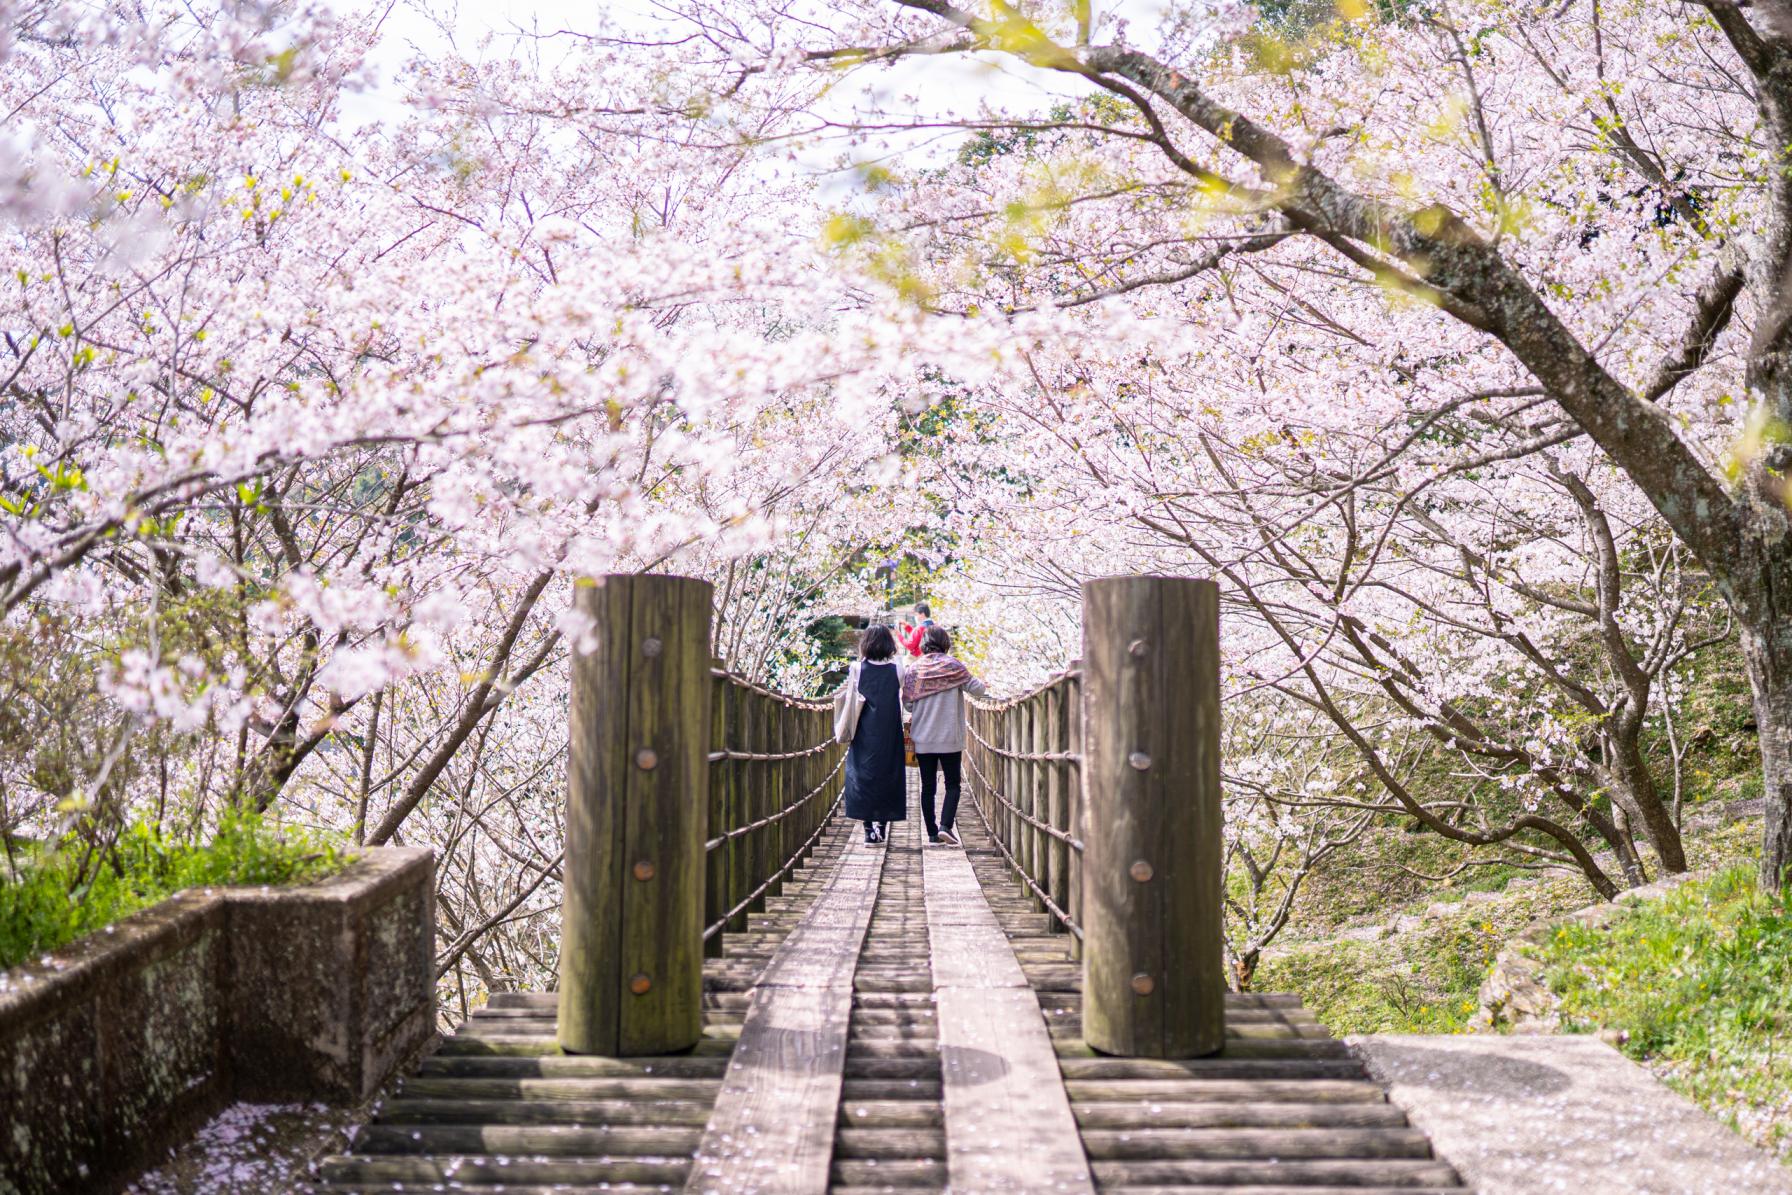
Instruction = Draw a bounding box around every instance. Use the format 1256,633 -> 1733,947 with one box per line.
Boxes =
1020,698 -> 1038,907
1005,708 -> 1024,896
559,574 -> 711,1056
1045,681 -> 1070,936
765,697 -> 784,902
705,658 -> 730,960
737,691 -> 757,914
722,676 -> 749,938
776,700 -> 796,896
1080,576 -> 1224,1058
1066,660 -> 1084,963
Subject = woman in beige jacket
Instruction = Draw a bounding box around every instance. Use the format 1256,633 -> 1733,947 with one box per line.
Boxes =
901,626 -> 987,845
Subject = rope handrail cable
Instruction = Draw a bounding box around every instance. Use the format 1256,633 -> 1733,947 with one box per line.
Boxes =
711,666 -> 831,712
702,793 -> 842,941
707,739 -> 834,764
966,785 -> 1082,940
705,753 -> 846,852
963,720 -> 1082,765
966,666 -> 1082,713
962,748 -> 1085,853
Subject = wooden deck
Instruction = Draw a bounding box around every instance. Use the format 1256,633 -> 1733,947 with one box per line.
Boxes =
316,781 -> 1468,1193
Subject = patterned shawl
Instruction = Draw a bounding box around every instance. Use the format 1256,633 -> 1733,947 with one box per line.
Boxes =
902,653 -> 972,703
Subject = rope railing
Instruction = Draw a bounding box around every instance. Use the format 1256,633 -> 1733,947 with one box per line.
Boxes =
702,666 -> 848,954
561,572 -> 1225,1062
964,720 -> 1083,765
962,748 -> 1084,852
966,783 -> 1083,940
705,753 -> 846,850
710,666 -> 830,711
703,793 -> 844,942
972,666 -> 1082,711
966,664 -> 1085,953
707,741 -> 833,763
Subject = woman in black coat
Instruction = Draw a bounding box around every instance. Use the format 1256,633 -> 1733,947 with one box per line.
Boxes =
843,624 -> 907,844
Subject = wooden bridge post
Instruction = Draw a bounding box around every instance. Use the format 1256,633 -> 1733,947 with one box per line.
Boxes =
722,675 -> 750,938
1006,709 -> 1025,896
766,696 -> 785,902
741,691 -> 763,917
1080,576 -> 1224,1058
776,700 -> 795,896
559,574 -> 711,1056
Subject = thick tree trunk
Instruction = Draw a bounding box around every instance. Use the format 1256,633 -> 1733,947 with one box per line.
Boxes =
1557,784 -> 1645,889
1607,728 -> 1687,875
1604,807 -> 1649,888
1742,616 -> 1792,889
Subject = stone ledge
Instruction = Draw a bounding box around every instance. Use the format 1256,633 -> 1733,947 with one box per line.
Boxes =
0,847 -> 436,1195
1351,1034 -> 1792,1195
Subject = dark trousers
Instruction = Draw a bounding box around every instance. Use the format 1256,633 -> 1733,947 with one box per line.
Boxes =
918,752 -> 962,837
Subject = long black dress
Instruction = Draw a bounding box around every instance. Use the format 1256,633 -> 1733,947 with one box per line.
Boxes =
843,660 -> 907,823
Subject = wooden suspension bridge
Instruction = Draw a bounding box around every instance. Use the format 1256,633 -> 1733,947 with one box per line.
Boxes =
314,575 -> 1470,1193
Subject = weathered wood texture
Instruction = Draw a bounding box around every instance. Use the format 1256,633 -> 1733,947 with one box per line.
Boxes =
1044,681 -> 1069,943
707,659 -> 733,958
923,839 -> 1095,1195
1066,660 -> 1084,962
687,833 -> 885,1193
703,677 -> 841,954
824,788 -> 949,1192
964,666 -> 1081,942
322,797 -> 1470,1194
955,809 -> 1471,1194
1081,575 -> 1225,1058
560,574 -> 711,1056
317,815 -> 858,1193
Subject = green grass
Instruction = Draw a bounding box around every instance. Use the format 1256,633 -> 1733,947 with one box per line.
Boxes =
1252,919 -> 1501,1034
0,811 -> 352,971
1257,820 -> 1766,1037
1277,632 -> 1762,939
1531,865 -> 1792,1161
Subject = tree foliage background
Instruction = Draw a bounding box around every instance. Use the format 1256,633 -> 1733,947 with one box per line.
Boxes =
2,0 -> 1790,1011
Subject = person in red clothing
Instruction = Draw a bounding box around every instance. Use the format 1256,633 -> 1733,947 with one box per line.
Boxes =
897,603 -> 935,658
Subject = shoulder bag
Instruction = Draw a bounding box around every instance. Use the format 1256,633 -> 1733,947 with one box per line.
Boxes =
832,660 -> 865,745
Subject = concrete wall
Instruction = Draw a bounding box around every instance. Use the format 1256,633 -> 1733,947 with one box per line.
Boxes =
0,848 -> 435,1195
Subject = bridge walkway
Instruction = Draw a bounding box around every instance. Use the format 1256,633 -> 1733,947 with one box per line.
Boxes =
315,774 -> 1467,1193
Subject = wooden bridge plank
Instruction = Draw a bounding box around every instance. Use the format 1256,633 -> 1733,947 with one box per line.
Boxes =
684,832 -> 884,1193
923,841 -> 1097,1195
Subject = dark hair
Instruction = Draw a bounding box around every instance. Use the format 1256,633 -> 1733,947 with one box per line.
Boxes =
921,626 -> 951,655
915,602 -> 932,618
860,624 -> 897,660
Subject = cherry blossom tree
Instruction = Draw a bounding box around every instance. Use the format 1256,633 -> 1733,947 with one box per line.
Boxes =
714,0 -> 1792,882
0,0 -> 937,1001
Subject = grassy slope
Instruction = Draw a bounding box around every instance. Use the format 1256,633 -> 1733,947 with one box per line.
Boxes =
1255,819 -> 1760,1035
1249,641 -> 1785,1155
1256,637 -> 1764,1033
1531,864 -> 1792,1162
